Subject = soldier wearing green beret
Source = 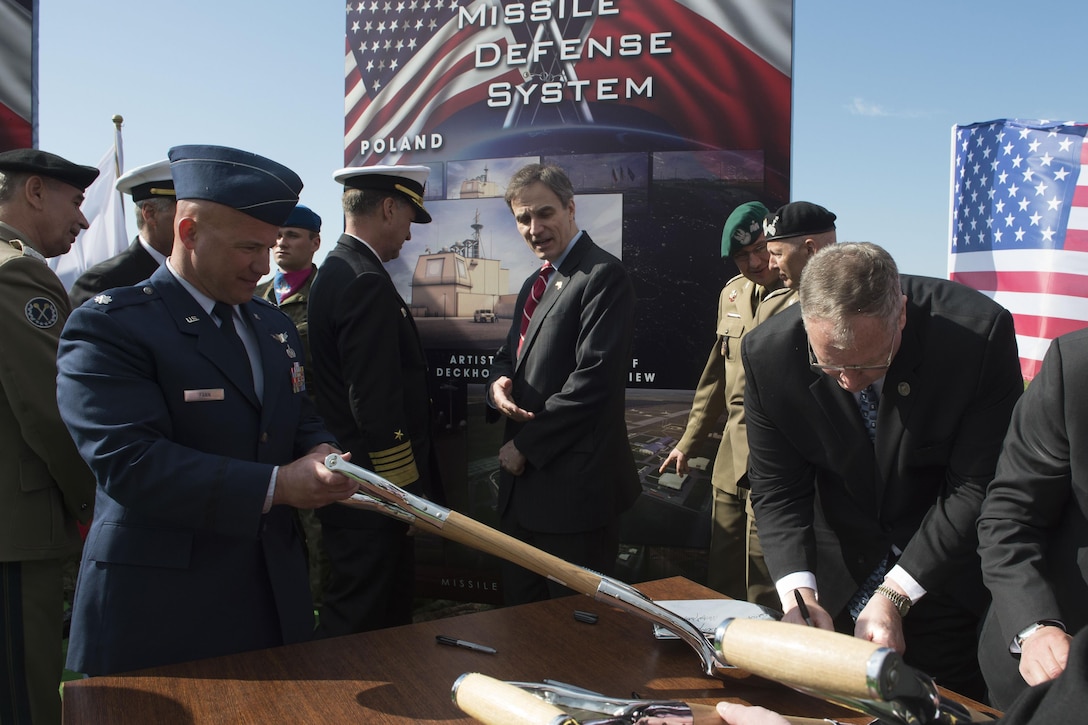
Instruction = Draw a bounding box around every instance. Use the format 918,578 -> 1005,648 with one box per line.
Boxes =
659,201 -> 782,608
0,148 -> 98,725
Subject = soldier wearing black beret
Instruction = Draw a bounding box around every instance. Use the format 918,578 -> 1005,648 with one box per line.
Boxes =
755,200 -> 839,324
0,148 -> 98,725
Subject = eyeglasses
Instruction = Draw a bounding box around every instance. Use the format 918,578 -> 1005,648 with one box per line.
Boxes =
808,335 -> 895,374
732,241 -> 767,265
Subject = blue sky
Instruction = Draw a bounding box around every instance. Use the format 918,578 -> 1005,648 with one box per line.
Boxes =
37,0 -> 1088,279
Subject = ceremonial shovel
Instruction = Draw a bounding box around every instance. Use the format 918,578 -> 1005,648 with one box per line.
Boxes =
451,672 -> 841,725
324,454 -> 994,725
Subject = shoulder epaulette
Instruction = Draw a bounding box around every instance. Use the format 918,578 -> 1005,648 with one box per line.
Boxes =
86,283 -> 160,311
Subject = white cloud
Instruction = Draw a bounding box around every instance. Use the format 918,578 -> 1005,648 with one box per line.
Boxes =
848,97 -> 891,116
846,97 -> 931,118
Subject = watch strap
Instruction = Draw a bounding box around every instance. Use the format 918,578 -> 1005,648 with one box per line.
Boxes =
1014,619 -> 1066,650
874,584 -> 911,617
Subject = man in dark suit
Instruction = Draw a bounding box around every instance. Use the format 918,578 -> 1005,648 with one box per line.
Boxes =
69,158 -> 176,306
742,242 -> 1022,699
307,165 -> 440,635
977,328 -> 1088,708
0,148 -> 98,725
56,145 -> 358,676
487,163 -> 640,605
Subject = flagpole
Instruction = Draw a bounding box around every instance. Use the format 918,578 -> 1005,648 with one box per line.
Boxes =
112,114 -> 125,217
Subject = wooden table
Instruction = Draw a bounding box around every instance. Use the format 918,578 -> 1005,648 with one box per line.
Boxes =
62,577 -> 997,723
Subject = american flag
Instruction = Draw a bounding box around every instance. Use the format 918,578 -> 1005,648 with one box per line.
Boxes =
949,119 -> 1088,380
344,0 -> 519,166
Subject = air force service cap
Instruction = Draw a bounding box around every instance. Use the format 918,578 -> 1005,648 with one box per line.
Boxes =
282,203 -> 321,233
116,159 -> 175,202
333,164 -> 432,223
0,148 -> 99,191
168,144 -> 303,226
722,201 -> 770,258
763,201 -> 837,242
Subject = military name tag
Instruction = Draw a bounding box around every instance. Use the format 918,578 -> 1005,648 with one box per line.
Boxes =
184,388 -> 226,402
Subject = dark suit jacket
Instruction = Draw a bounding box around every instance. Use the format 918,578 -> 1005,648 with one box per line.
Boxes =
487,234 -> 640,533
742,275 -> 1022,617
57,265 -> 331,675
307,234 -> 437,516
977,328 -> 1088,708
68,237 -> 160,307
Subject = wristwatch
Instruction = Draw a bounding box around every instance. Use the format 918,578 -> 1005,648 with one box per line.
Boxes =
874,584 -> 911,617
1014,620 -> 1065,650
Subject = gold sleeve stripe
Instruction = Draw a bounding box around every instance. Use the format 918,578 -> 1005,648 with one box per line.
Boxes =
370,441 -> 419,487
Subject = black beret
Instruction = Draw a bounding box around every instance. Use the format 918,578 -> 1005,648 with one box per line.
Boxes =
763,201 -> 837,242
0,148 -> 99,191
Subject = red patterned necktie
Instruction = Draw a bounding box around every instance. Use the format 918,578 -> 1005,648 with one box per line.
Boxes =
518,261 -> 554,355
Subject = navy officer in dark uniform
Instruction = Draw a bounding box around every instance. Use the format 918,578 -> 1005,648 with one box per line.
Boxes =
69,158 -> 176,307
57,144 -> 358,676
308,165 -> 441,635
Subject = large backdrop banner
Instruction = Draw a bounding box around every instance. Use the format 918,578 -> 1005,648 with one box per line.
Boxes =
0,0 -> 34,151
343,0 -> 793,600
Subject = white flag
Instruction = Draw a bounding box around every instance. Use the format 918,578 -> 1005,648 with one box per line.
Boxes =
49,125 -> 128,290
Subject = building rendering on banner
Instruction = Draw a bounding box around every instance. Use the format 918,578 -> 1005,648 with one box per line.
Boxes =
411,209 -> 510,320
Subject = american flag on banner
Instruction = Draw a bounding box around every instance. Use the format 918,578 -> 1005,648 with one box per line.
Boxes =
344,0 -> 520,165
344,0 -> 791,172
948,119 -> 1088,380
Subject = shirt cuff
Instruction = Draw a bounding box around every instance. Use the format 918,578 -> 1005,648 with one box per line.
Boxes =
775,571 -> 818,610
885,565 -> 926,603
264,466 -> 278,514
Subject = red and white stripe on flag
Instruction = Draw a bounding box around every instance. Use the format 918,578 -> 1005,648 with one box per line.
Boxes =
949,120 -> 1088,381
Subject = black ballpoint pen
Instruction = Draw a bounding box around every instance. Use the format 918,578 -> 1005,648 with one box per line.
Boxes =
794,590 -> 815,627
436,635 -> 497,654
